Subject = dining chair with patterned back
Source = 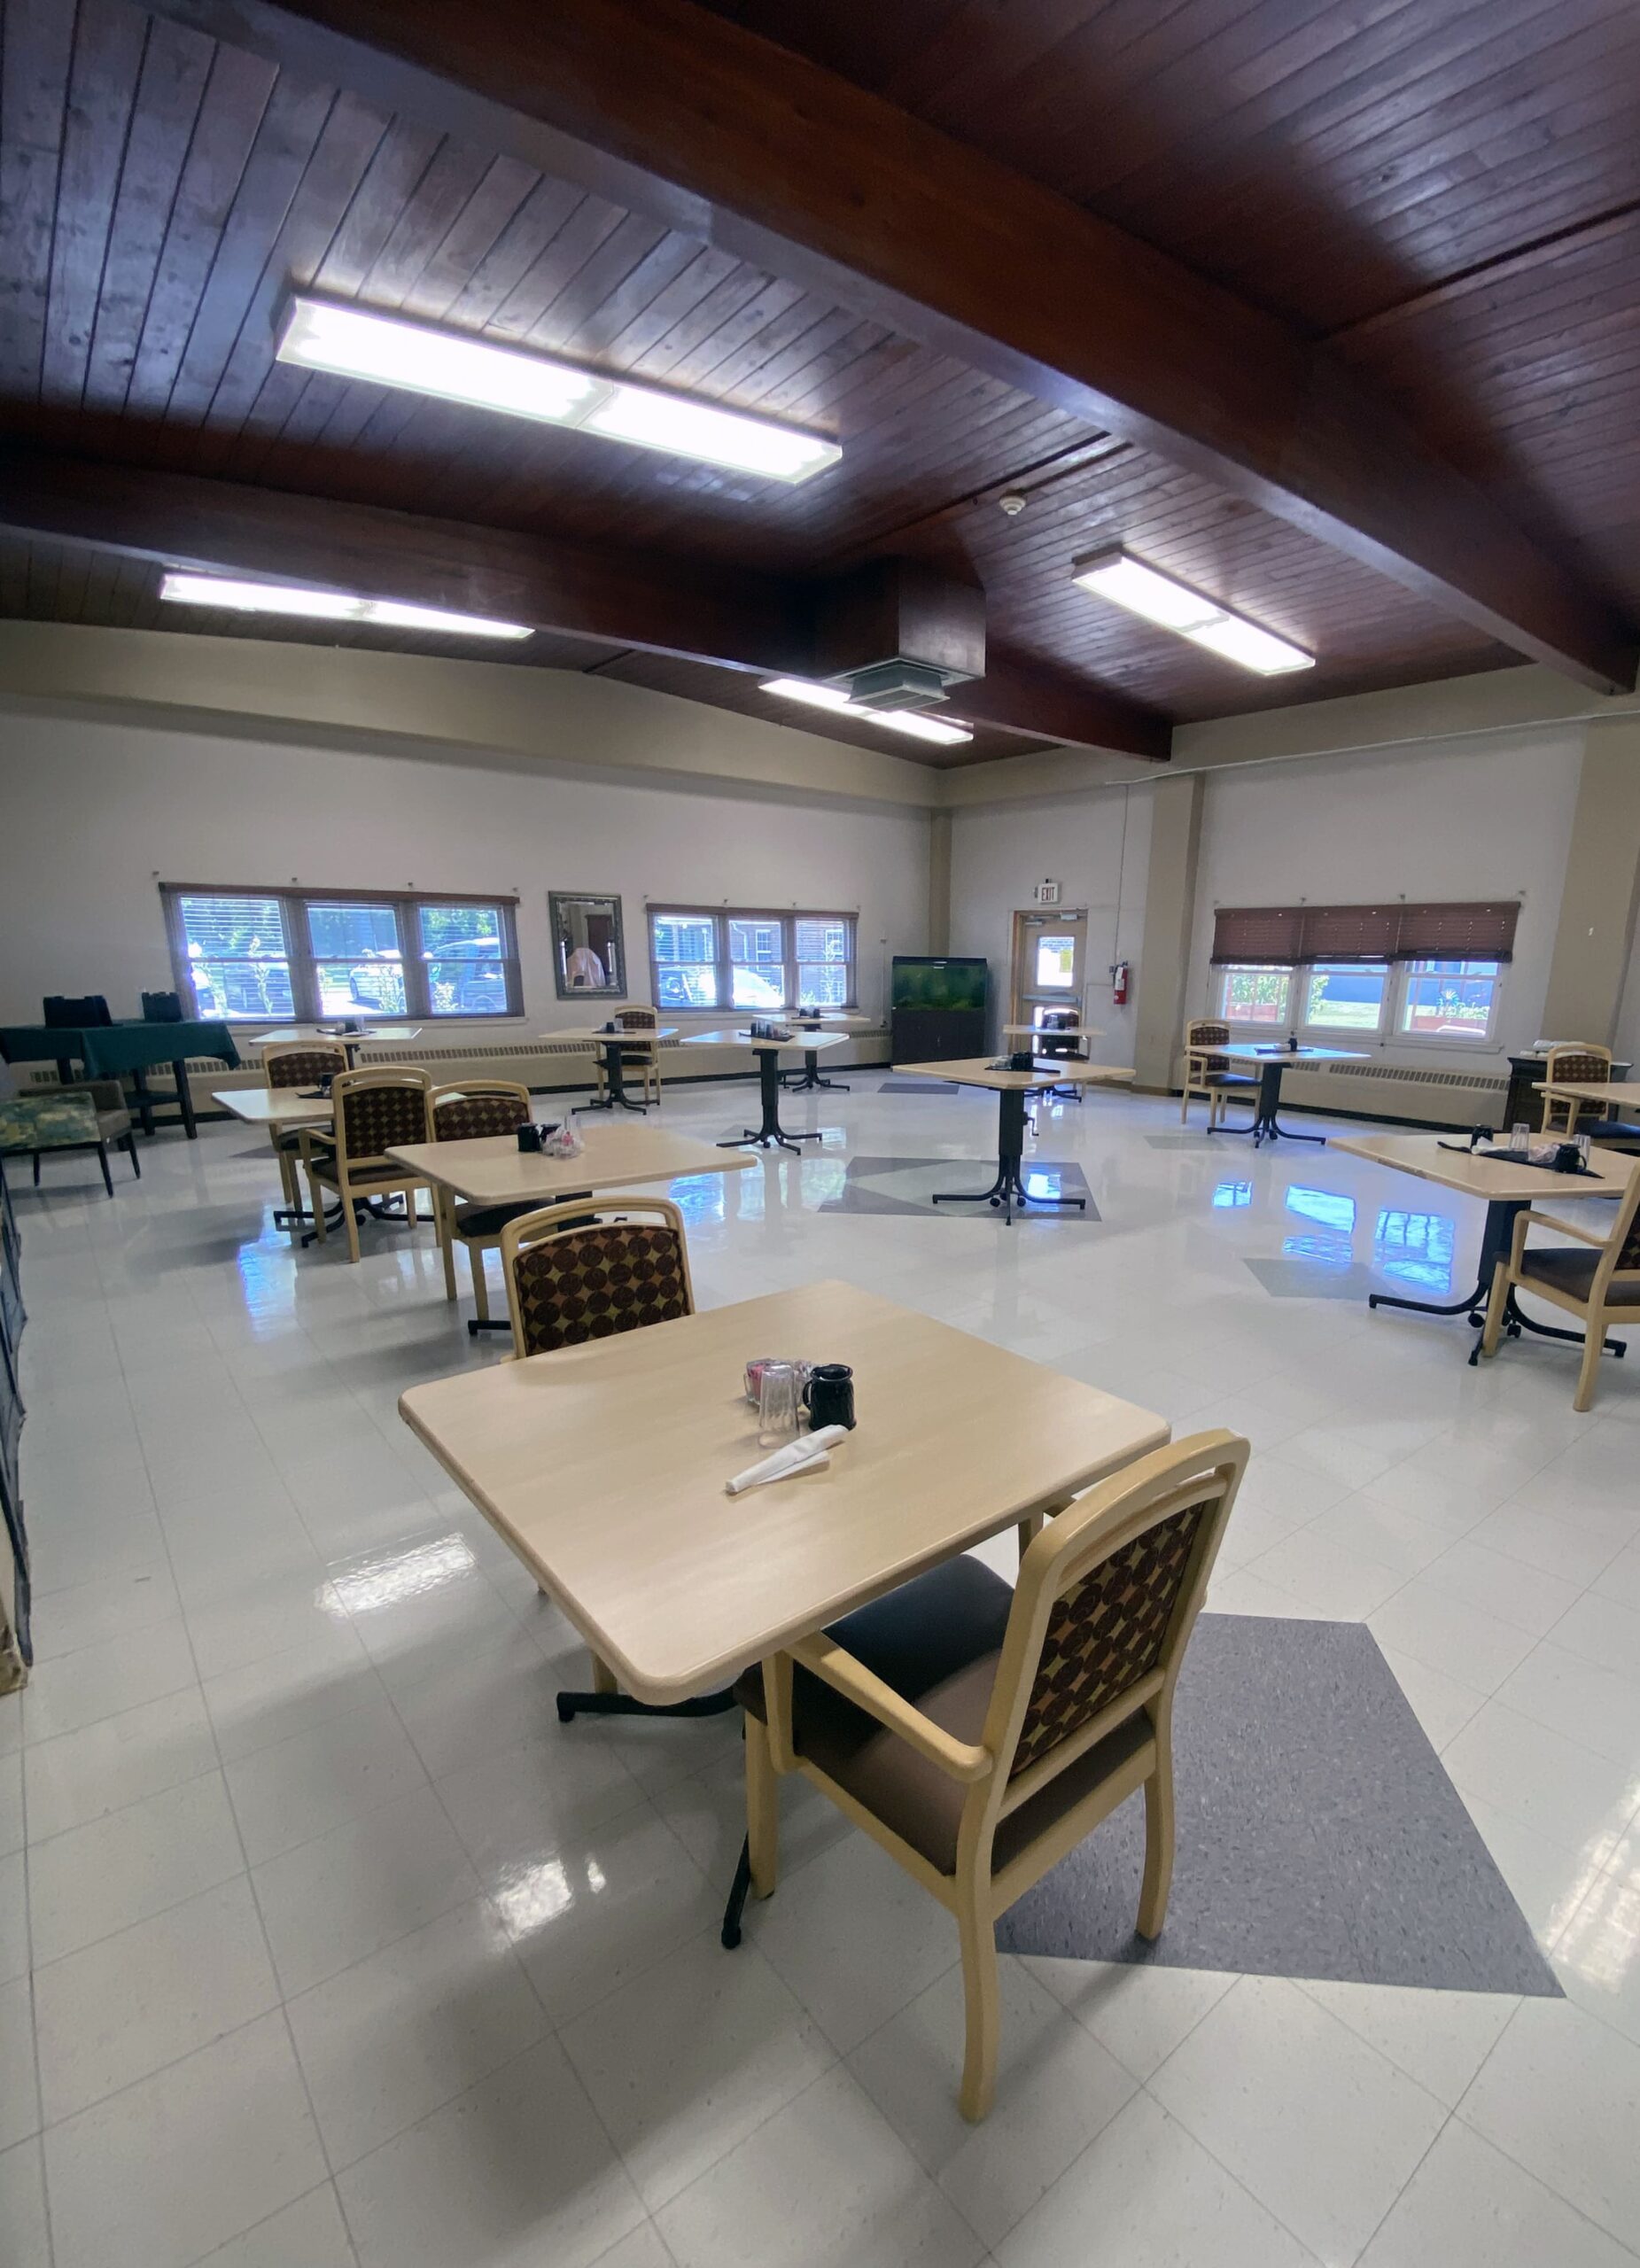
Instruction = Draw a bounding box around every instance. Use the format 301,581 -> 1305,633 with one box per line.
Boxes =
1540,1043 -> 1613,1137
427,1080 -> 534,1326
595,1005 -> 663,1106
299,1066 -> 433,1264
1480,1169 -> 1640,1410
1180,1020 -> 1255,1128
500,1195 -> 711,1722
260,1041 -> 347,1222
734,1429 -> 1249,2120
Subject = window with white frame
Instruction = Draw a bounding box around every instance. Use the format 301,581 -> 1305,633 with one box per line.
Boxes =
162,886 -> 521,1021
649,907 -> 857,1013
1216,957 -> 1504,1044
1211,902 -> 1515,1047
1396,959 -> 1504,1043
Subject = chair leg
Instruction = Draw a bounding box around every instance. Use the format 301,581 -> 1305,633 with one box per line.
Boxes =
470,1243 -> 490,1324
341,1177 -> 361,1264
1138,1748 -> 1177,1939
589,1651 -> 618,1696
32,1152 -> 41,1186
1479,1258 -> 1510,1357
745,1714 -> 780,1899
439,1194 -> 456,1301
307,1163 -> 328,1241
124,1130 -> 141,1178
1574,1319 -> 1605,1413
955,1884 -> 1001,2123
1179,1084 -> 1190,1124
97,1141 -> 114,1198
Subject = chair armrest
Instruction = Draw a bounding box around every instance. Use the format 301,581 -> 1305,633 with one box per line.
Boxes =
787,1632 -> 992,1783
1520,1209 -> 1611,1248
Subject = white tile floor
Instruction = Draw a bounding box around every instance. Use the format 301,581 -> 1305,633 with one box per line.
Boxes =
4,1076 -> 1640,2266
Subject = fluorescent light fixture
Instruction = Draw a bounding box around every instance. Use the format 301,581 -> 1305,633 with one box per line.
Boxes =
276,294 -> 841,484
159,571 -> 532,641
1072,547 -> 1314,673
760,678 -> 973,746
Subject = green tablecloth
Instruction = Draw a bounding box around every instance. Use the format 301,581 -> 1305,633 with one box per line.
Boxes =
0,1021 -> 240,1076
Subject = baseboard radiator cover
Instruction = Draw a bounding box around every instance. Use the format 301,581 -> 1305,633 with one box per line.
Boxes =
1170,1055 -> 1509,1128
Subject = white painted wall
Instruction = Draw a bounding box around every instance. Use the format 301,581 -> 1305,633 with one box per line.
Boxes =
948,782 -> 1154,1065
1185,727 -> 1586,1068
0,707 -> 929,1028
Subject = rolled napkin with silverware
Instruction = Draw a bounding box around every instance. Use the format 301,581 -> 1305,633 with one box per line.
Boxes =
725,1425 -> 850,1495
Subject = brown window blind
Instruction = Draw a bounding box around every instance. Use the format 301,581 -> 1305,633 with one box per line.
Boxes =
1212,901 -> 1519,966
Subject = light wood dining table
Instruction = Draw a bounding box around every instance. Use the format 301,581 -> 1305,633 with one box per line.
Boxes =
400,1278 -> 1169,1703
680,1027 -> 851,1151
892,1055 -> 1134,1222
1332,1130 -> 1636,1364
548,1025 -> 680,1114
400,1277 -> 1169,1944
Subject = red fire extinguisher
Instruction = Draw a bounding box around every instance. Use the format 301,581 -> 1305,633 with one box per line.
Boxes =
1111,960 -> 1131,1006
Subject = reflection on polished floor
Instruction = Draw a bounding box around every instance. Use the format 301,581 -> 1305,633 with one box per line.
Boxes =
5,1077 -> 1640,2268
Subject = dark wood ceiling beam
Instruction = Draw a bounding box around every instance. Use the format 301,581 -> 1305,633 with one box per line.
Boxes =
144,0 -> 1637,693
0,449 -> 1169,757
0,448 -> 806,674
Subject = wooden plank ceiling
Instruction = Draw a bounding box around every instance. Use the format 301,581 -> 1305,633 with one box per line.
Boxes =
1,0 -> 1636,765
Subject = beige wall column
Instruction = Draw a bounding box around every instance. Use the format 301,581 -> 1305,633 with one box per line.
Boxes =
1132,772 -> 1204,1091
1540,718 -> 1640,1045
928,810 -> 952,953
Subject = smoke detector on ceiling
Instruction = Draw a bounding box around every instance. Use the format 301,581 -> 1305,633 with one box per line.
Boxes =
998,492 -> 1028,517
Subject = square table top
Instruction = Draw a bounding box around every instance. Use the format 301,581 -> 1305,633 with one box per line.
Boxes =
213,1087 -> 334,1128
400,1278 -> 1169,1704
386,1122 -> 754,1204
253,1026 -> 422,1046
1330,1130 -> 1637,1204
894,1055 -> 1134,1092
1216,1042 -> 1371,1064
1550,1079 -> 1640,1109
1000,1022 -> 1105,1040
680,1027 -> 849,1053
548,1024 -> 680,1044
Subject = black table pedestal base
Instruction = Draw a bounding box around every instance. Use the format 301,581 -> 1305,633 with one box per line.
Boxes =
1366,1196 -> 1628,1368
930,1088 -> 1086,1225
782,1046 -> 849,1093
719,1050 -> 824,1154
721,1836 -> 753,1950
584,1038 -> 648,1115
1206,1058 -> 1324,1146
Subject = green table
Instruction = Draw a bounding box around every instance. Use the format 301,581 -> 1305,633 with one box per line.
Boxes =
0,1022 -> 240,1138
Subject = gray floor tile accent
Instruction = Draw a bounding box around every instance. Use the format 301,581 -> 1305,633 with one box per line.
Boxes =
817,1155 -> 1100,1222
996,1615 -> 1560,1997
875,1079 -> 960,1094
1244,1255 -> 1383,1300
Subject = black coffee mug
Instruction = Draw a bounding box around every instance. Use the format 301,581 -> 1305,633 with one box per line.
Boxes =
804,1362 -> 855,1430
517,1122 -> 542,1153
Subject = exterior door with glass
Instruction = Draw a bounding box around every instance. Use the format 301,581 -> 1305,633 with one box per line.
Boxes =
1010,910 -> 1088,1034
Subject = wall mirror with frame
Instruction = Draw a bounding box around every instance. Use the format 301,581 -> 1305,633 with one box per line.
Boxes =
549,892 -> 626,999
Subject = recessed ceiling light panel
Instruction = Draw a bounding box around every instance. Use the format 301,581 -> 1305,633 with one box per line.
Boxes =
276,295 -> 841,484
1072,547 -> 1313,673
761,678 -> 973,745
159,571 -> 533,641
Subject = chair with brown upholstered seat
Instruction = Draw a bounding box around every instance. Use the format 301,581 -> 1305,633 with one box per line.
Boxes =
261,1040 -> 346,1225
1181,1020 -> 1255,1128
1480,1170 -> 1640,1410
593,1005 -> 662,1107
733,1428 -> 1248,2120
501,1195 -> 717,1722
1539,1043 -> 1613,1137
299,1067 -> 433,1263
427,1080 -> 534,1330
